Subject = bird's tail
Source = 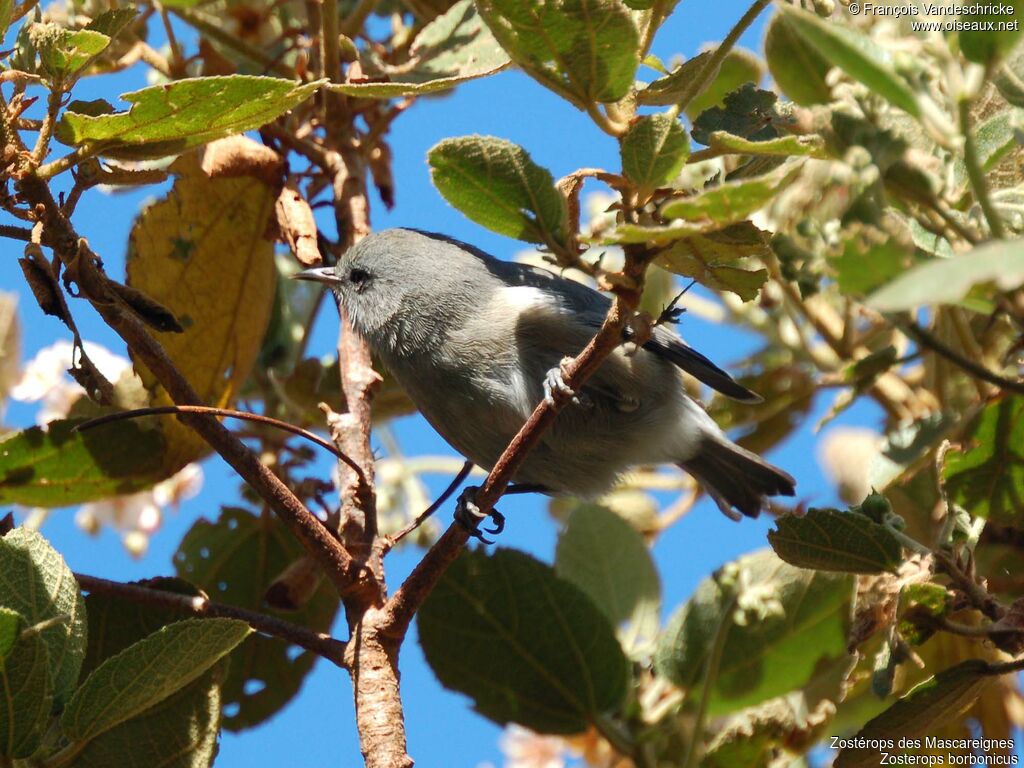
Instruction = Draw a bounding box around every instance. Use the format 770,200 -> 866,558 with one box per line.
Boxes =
679,436 -> 796,520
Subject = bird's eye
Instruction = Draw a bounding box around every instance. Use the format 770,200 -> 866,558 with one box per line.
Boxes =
349,267 -> 370,290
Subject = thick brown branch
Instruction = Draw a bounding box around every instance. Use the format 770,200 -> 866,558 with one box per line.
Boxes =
75,573 -> 348,668
15,173 -> 362,598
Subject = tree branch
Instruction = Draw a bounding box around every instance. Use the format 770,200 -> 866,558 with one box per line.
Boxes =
14,173 -> 364,599
898,318 -> 1024,395
74,404 -> 365,478
75,573 -> 349,667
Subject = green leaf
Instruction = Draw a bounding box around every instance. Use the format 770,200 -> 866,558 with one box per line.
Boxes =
0,0 -> 13,39
943,397 -> 1024,524
62,618 -> 250,743
834,660 -> 994,768
475,0 -> 639,104
777,5 -> 920,117
960,0 -> 1024,64
764,12 -> 832,106
602,220 -> 711,245
768,508 -> 905,574
637,50 -> 715,106
655,549 -> 854,717
0,607 -> 17,658
418,548 -> 629,734
620,113 -> 689,195
29,23 -> 110,78
174,507 -> 340,730
85,7 -> 138,38
0,418 -> 167,507
705,131 -> 828,159
81,577 -> 201,680
428,135 -> 568,248
70,665 -> 225,768
56,76 -> 323,160
866,238 -> 1024,311
995,46 -> 1024,106
327,0 -> 508,97
833,239 -> 920,297
660,166 -> 799,225
656,225 -> 769,301
0,610 -> 53,758
691,84 -> 780,146
555,504 -> 661,657
0,528 -> 86,706
897,583 -> 952,646
685,48 -> 763,120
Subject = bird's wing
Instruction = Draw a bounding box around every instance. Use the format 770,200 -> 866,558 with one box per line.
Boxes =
493,260 -> 761,402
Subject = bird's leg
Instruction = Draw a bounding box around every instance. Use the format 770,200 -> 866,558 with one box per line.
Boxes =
543,356 -> 584,407
454,486 -> 505,544
504,483 -> 549,495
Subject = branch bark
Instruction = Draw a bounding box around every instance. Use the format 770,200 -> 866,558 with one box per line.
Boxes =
75,573 -> 348,667
14,173 -> 364,599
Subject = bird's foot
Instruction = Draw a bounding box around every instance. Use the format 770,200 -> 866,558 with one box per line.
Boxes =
543,358 -> 580,407
454,486 -> 505,544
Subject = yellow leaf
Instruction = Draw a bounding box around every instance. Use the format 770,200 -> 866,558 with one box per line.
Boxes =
127,149 -> 276,470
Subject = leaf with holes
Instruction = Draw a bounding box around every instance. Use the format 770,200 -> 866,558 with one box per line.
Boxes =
418,548 -> 628,733
174,507 -> 340,730
0,418 -> 168,507
768,508 -> 905,574
620,114 -> 690,196
656,549 -> 855,717
328,0 -> 509,97
429,135 -> 568,249
62,618 -> 250,742
0,609 -> 53,759
0,528 -> 86,707
127,152 -> 277,472
685,48 -> 763,119
56,76 -> 323,159
943,397 -> 1024,524
475,0 -> 639,104
555,504 -> 661,658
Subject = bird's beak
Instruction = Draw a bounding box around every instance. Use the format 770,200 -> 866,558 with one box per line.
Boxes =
292,266 -> 342,285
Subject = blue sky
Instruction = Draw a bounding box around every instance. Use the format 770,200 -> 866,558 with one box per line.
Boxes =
0,2 -> 888,765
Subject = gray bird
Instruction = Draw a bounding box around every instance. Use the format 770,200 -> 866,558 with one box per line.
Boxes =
296,228 -> 794,531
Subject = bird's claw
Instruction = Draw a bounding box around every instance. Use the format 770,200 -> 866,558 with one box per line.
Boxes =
543,359 -> 579,407
454,486 -> 505,543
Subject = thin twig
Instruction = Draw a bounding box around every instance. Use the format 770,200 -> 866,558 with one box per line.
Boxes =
898,318 -> 1024,394
75,573 -> 348,667
670,0 -> 771,115
386,460 -> 473,549
74,404 -> 366,480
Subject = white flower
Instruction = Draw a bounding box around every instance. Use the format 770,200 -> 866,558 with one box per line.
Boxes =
76,463 -> 203,558
500,726 -> 569,768
11,340 -> 130,425
818,426 -> 885,505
